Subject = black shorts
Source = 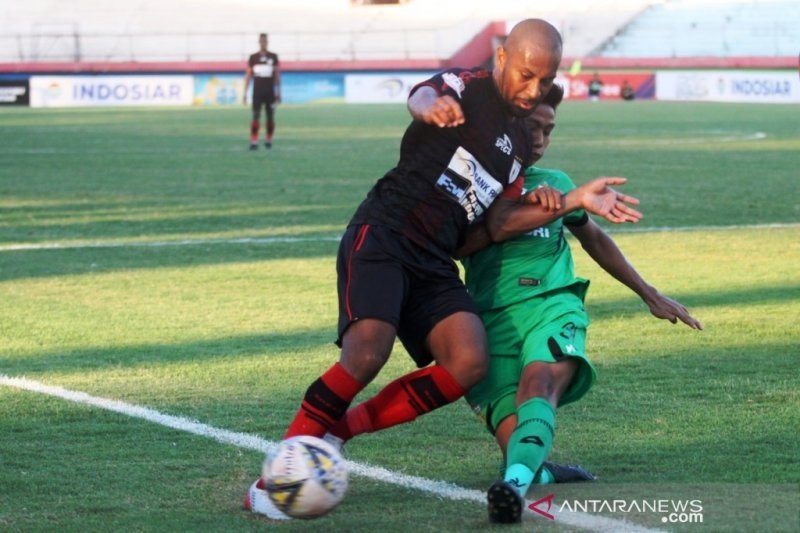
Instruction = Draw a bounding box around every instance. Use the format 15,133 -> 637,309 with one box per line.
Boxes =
252,88 -> 276,110
336,224 -> 477,367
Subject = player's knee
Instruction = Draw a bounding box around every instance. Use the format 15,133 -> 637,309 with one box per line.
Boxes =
339,349 -> 389,383
447,350 -> 488,389
518,363 -> 557,403
339,320 -> 395,382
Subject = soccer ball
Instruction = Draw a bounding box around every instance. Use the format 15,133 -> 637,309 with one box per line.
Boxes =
262,435 -> 348,519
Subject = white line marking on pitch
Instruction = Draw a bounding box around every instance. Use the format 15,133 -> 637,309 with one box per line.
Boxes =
1,223 -> 798,252
0,374 -> 662,533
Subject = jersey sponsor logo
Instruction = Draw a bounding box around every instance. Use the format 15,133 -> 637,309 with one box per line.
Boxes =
435,146 -> 503,223
495,134 -> 512,155
442,72 -> 465,98
253,63 -> 275,78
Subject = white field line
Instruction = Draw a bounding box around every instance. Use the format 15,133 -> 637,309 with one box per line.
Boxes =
0,374 -> 663,533
1,223 -> 798,252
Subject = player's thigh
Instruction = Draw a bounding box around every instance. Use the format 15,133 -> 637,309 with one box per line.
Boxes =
396,252 -> 478,367
251,95 -> 265,118
336,225 -> 408,347
464,305 -> 525,434
518,290 -> 596,407
265,92 -> 276,120
398,265 -> 483,376
465,351 -> 519,437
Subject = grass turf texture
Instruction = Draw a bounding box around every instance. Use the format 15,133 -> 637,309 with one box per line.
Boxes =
1,102 -> 798,531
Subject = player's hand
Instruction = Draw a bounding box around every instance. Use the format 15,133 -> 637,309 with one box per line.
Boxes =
523,185 -> 562,211
645,292 -> 704,330
420,95 -> 465,128
576,177 -> 642,224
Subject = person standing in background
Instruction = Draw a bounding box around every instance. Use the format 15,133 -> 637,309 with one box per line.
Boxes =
587,72 -> 603,101
243,33 -> 281,150
621,79 -> 635,101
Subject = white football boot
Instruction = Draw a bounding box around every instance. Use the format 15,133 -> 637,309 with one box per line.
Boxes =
244,478 -> 291,520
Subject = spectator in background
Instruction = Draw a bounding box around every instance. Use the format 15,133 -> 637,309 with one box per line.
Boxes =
243,33 -> 281,150
587,72 -> 603,101
621,80 -> 635,101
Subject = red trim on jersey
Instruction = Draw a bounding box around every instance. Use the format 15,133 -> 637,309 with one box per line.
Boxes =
345,225 -> 370,320
500,174 -> 525,201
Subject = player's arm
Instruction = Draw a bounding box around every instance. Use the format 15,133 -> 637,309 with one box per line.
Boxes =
568,219 -> 703,330
486,177 -> 642,243
454,185 -> 564,258
453,221 -> 492,259
274,58 -> 281,104
407,86 -> 464,128
243,64 -> 252,105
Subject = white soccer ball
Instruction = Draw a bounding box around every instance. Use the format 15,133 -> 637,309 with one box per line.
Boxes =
262,435 -> 348,519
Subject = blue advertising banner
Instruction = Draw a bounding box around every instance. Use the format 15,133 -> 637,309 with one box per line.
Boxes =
194,72 -> 344,105
281,73 -> 344,104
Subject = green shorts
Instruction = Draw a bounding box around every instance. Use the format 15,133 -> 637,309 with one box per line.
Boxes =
466,285 -> 597,435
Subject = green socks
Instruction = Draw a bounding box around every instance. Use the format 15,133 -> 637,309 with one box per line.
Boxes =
503,397 -> 556,496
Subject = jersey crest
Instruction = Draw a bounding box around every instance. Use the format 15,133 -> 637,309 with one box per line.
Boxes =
442,72 -> 465,98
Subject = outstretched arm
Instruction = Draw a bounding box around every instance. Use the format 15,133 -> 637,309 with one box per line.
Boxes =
486,177 -> 642,243
569,219 -> 703,329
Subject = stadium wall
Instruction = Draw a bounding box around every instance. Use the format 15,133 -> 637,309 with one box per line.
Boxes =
1,56 -> 797,107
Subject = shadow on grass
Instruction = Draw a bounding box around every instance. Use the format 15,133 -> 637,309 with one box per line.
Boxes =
2,205 -> 351,245
0,329 -> 336,377
585,283 -> 800,322
0,236 -> 340,282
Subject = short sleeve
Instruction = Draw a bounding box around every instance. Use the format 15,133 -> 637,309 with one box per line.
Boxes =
408,68 -> 480,102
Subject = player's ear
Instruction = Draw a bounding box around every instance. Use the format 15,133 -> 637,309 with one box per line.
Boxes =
495,46 -> 507,70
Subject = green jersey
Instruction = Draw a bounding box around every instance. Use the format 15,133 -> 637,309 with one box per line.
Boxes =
463,167 -> 590,312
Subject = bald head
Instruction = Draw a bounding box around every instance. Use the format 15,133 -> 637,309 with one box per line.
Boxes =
494,19 -> 563,117
505,19 -> 562,57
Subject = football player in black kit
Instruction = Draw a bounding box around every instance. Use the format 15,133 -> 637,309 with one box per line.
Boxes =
249,19 -> 642,523
243,33 -> 280,150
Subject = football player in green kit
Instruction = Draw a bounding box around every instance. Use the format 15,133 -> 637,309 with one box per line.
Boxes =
456,84 -> 704,524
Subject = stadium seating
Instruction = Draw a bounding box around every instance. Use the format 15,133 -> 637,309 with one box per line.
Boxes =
597,0 -> 800,57
0,0 -> 644,64
2,0 -> 794,66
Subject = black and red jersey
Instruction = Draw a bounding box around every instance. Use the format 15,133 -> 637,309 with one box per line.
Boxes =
349,67 -> 531,257
248,52 -> 279,93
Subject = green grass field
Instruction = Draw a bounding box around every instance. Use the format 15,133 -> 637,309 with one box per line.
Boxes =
1,102 -> 798,532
